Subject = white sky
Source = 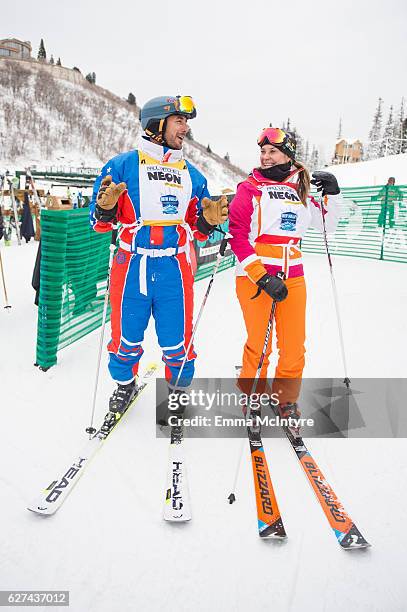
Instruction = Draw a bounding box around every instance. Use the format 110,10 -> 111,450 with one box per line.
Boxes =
2,0 -> 406,171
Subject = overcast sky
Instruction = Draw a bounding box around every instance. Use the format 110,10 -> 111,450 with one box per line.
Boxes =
3,0 -> 406,171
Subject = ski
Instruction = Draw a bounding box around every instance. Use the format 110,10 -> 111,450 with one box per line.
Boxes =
163,421 -> 191,522
272,406 -> 370,549
28,363 -> 158,516
247,417 -> 287,538
234,367 -> 286,539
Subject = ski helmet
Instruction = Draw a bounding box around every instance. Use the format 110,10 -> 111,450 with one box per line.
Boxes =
140,96 -> 197,144
257,127 -> 297,160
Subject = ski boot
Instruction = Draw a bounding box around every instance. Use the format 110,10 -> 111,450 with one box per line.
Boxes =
157,388 -> 188,428
100,380 -> 137,436
278,402 -> 301,438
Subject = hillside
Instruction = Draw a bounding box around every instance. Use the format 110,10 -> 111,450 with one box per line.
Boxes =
0,58 -> 246,192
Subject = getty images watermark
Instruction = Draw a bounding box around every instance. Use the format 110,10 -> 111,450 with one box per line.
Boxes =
166,389 -> 314,430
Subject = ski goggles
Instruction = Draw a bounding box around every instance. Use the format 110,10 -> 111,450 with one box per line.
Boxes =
257,127 -> 287,146
174,95 -> 196,117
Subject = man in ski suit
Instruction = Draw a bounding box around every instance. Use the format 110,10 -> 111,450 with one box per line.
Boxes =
90,96 -> 228,413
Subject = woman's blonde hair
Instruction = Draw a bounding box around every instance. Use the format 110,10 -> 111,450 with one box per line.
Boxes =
292,160 -> 311,205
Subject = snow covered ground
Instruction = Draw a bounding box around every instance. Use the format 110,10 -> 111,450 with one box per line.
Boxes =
326,153 -> 407,187
1,240 -> 407,612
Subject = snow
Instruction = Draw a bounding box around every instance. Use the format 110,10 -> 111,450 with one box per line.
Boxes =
1,238 -> 407,612
327,153 -> 407,187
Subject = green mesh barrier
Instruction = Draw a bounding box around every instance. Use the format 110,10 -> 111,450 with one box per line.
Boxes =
36,210 -> 111,369
302,184 -> 407,263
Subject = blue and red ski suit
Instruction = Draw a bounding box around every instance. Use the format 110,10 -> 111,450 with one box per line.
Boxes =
90,137 -> 211,387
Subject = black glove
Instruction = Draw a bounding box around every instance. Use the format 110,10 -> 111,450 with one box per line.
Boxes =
196,212 -> 216,236
94,203 -> 118,222
252,273 -> 288,302
311,171 -> 340,196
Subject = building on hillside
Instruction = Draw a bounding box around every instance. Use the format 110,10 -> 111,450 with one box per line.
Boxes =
0,38 -> 32,59
332,138 -> 363,164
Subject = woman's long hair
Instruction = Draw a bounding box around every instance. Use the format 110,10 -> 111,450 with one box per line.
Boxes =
292,160 -> 310,205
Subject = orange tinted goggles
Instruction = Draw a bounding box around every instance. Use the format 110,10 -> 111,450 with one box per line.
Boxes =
257,127 -> 287,145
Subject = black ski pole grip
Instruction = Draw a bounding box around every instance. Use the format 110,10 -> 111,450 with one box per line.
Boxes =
219,237 -> 229,256
111,226 -> 118,245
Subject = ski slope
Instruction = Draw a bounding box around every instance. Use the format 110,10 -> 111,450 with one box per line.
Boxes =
0,240 -> 406,612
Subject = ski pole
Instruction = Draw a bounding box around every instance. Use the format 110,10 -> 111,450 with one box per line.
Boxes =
228,276 -> 282,504
319,194 -> 350,388
7,179 -> 22,246
86,228 -> 118,436
0,249 -> 11,309
171,230 -> 232,392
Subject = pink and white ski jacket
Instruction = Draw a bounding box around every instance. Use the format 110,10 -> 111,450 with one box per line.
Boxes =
229,168 -> 342,282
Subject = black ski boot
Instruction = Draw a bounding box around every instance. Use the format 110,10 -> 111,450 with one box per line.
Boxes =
278,402 -> 301,437
100,380 -> 137,435
157,388 -> 188,427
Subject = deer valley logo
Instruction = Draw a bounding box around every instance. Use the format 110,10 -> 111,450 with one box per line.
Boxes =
280,211 -> 298,231
160,195 -> 179,215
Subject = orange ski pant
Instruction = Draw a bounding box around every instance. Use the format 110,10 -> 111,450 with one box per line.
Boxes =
236,275 -> 306,403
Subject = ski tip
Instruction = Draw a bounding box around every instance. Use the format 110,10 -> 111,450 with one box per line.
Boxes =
339,525 -> 371,549
228,493 -> 236,504
259,519 -> 287,540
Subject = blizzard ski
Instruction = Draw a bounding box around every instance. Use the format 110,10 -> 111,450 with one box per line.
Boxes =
28,363 -> 158,516
234,366 -> 286,539
163,421 -> 191,522
247,417 -> 287,539
272,407 -> 370,549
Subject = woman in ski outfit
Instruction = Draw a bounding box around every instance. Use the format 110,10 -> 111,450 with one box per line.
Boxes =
229,127 -> 342,416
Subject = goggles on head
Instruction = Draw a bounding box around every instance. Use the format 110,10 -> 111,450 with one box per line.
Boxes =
257,127 -> 296,159
257,127 -> 287,146
174,95 -> 197,118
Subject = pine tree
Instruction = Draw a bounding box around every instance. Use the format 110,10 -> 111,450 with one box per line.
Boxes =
367,97 -> 383,160
37,38 -> 46,61
56,57 -> 62,66
395,97 -> 405,154
304,140 -> 310,166
337,117 -> 342,139
86,72 -> 96,84
286,117 -> 291,131
380,105 -> 395,156
92,72 -> 96,84
309,146 -> 320,171
206,144 -> 212,153
127,92 -> 136,105
186,128 -> 194,141
402,118 -> 407,153
292,127 -> 304,162
224,152 -> 230,163
49,55 -> 54,65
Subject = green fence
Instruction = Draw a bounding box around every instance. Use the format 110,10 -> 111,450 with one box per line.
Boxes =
36,210 -> 112,369
303,184 -> 407,263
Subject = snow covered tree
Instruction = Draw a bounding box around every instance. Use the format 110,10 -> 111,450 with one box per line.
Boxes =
309,146 -> 320,171
224,152 -> 230,163
56,57 -> 62,66
127,92 -> 136,105
402,118 -> 407,154
49,55 -> 54,65
337,117 -> 342,139
304,140 -> 310,166
395,98 -> 405,154
366,97 -> 383,160
86,72 -> 96,84
37,39 -> 46,61
380,105 -> 396,157
185,128 -> 194,140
